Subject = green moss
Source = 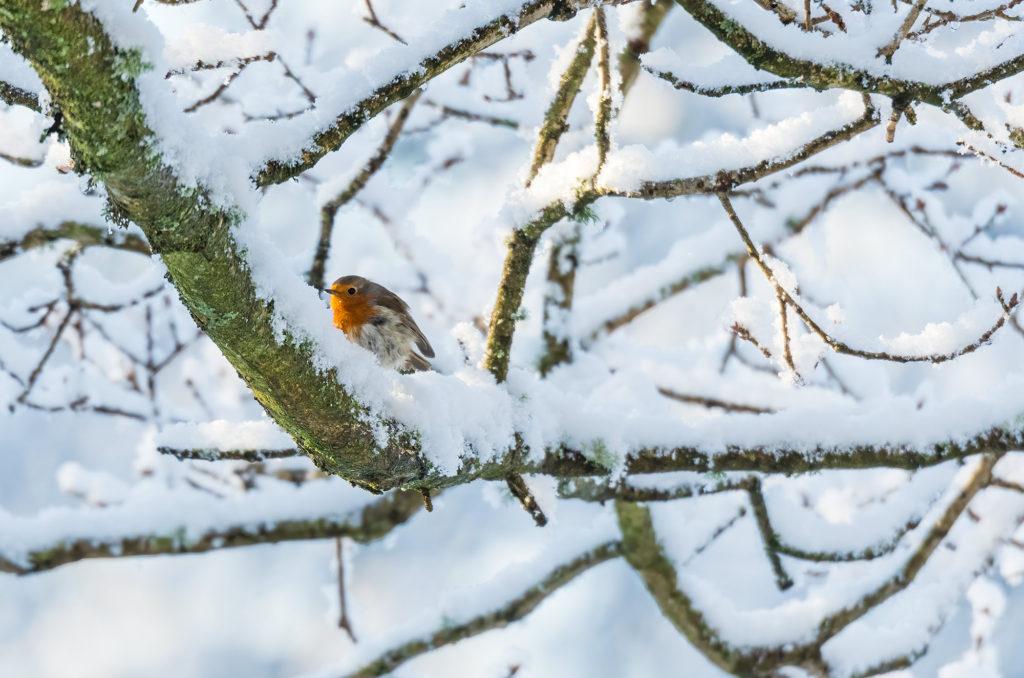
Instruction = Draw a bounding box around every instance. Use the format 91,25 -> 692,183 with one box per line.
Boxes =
0,0 -> 438,492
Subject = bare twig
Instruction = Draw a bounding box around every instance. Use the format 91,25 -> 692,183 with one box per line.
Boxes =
165,53 -> 275,77
158,447 -> 299,462
878,0 -> 930,62
336,537 -> 357,642
776,287 -> 798,377
184,68 -> 244,113
308,90 -> 421,290
906,0 -> 1024,40
956,141 -> 1024,180
718,192 -> 1021,364
420,99 -> 518,129
505,473 -> 548,527
647,66 -> 808,97
746,478 -> 793,590
345,542 -> 622,677
233,0 -> 278,30
362,0 -> 407,45
657,387 -> 774,414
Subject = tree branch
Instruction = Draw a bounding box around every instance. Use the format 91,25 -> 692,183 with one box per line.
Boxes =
672,0 -> 1024,105
617,455 -> 1003,675
525,14 -> 597,186
617,0 -> 674,93
255,0 -> 641,186
0,221 -> 151,264
0,489 -> 425,575
308,89 -> 421,290
344,541 -> 622,677
718,192 -> 1022,364
647,66 -> 808,97
157,447 -> 300,462
621,97 -> 880,199
0,77 -> 41,111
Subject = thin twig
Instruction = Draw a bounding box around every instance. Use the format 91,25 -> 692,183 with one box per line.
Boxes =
657,387 -> 774,414
525,14 -> 597,186
746,478 -> 793,590
344,542 -> 622,677
878,0 -> 930,62
505,473 -> 548,527
593,8 -> 613,177
776,287 -> 798,377
646,67 -> 808,97
718,192 -> 1021,364
308,90 -> 422,290
336,537 -> 357,642
157,447 -> 300,462
362,0 -> 407,45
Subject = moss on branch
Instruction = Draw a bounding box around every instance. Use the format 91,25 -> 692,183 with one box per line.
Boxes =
0,0 -> 426,492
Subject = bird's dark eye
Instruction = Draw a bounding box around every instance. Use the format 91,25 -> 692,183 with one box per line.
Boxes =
348,287 -> 356,295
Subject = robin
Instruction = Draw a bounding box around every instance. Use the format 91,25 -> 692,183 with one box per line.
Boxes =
323,275 -> 434,371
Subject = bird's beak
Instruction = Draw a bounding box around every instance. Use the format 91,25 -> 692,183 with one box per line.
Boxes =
322,288 -> 343,298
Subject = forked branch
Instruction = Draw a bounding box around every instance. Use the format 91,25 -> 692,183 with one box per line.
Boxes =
718,193 -> 1021,364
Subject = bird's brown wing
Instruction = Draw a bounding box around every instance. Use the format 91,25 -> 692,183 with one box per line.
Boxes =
372,286 -> 435,358
405,351 -> 431,372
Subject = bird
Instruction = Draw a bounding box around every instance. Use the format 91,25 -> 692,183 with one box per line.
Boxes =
323,275 -> 434,372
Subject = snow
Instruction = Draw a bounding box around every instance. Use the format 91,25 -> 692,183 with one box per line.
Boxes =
4,0 -> 1024,676
155,419 -> 295,454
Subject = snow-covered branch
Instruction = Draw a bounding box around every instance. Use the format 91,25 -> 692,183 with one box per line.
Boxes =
254,0 -> 642,186
0,486 -> 424,575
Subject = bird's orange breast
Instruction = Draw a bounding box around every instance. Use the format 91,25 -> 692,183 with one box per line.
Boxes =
330,294 -> 376,339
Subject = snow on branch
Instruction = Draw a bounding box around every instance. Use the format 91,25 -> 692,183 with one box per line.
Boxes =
308,89 -> 422,291
719,192 -> 1023,365
340,541 -> 622,677
615,452 -> 1019,675
254,0 -> 643,186
0,484 -> 424,575
155,420 -> 300,462
0,78 -> 40,112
